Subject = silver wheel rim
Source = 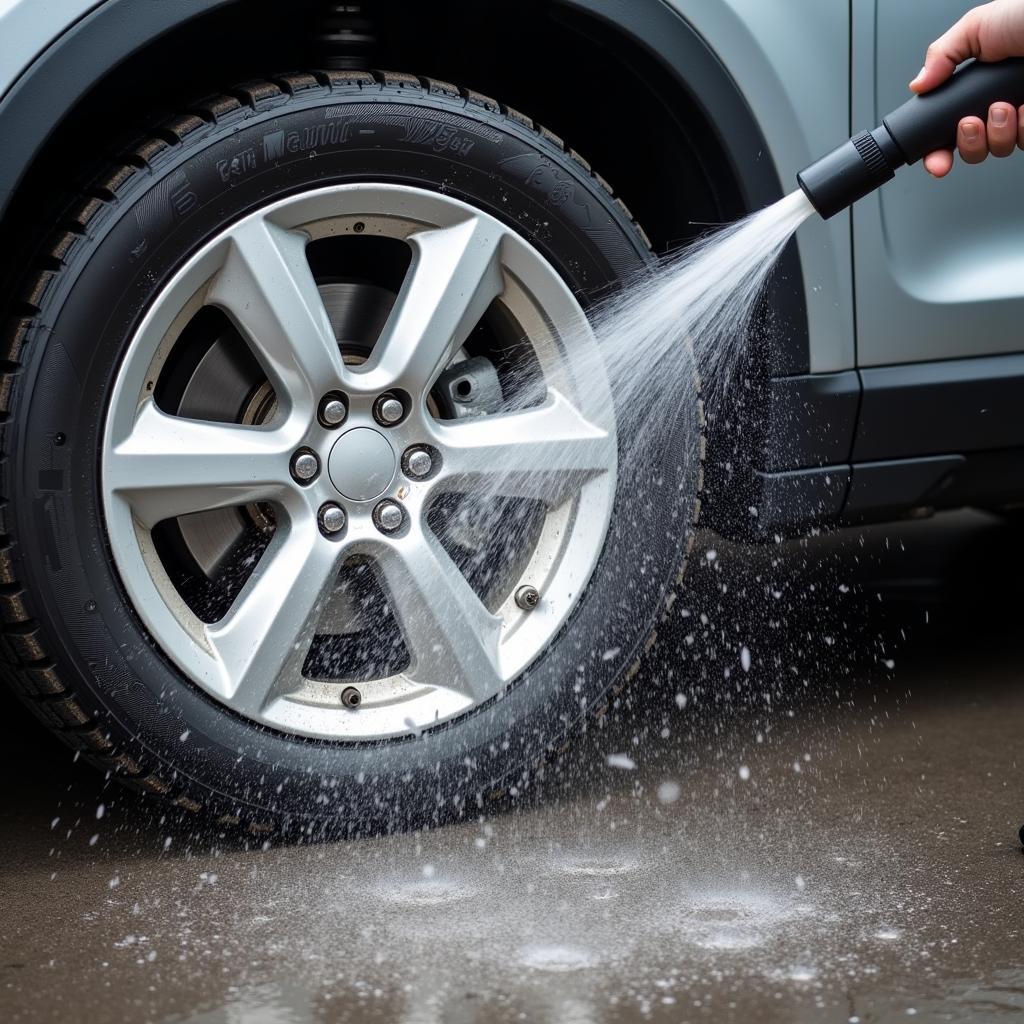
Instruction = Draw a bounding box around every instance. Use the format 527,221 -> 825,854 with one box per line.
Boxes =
101,184 -> 617,740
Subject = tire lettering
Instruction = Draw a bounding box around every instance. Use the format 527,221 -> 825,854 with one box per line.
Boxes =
400,119 -> 476,157
499,154 -> 590,221
262,121 -> 353,162
216,147 -> 257,182
262,130 -> 286,161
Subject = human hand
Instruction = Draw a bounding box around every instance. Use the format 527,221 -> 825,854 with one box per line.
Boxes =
909,0 -> 1024,176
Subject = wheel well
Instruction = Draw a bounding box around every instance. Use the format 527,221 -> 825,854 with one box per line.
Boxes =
0,0 -> 750,296
372,0 -> 751,250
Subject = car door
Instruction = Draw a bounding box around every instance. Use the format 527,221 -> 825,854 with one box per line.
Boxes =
853,0 -> 1024,368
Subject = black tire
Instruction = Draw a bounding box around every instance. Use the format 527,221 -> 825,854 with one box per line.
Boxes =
0,71 -> 702,833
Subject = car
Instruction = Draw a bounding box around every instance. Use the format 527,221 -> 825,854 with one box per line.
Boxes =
0,0 -> 1015,833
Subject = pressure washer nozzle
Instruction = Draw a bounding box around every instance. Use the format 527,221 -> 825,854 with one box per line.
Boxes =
798,127 -> 902,220
798,57 -> 1024,220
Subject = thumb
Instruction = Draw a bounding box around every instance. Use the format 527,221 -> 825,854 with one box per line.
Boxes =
909,10 -> 983,93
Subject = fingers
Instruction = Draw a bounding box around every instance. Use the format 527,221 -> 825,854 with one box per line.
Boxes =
958,115 -> 989,163
925,104 -> 1024,176
924,149 -> 955,177
910,8 -> 983,93
987,101 -> 1018,156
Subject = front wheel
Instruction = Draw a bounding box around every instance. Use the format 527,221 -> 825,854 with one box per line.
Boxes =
0,71 -> 701,831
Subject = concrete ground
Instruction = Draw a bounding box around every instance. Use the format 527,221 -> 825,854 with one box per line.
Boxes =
1,512 -> 1022,1023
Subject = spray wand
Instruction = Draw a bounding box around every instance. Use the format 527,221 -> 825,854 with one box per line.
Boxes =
798,57 -> 1024,218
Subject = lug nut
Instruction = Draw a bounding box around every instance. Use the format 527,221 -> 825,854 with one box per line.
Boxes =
404,447 -> 433,479
374,395 -> 405,426
318,502 -> 347,536
373,500 -> 404,534
318,394 -> 347,428
291,449 -> 320,483
340,686 -> 362,709
515,585 -> 541,611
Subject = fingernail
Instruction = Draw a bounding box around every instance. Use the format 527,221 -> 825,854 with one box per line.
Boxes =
993,108 -> 1009,127
963,123 -> 980,142
911,66 -> 927,85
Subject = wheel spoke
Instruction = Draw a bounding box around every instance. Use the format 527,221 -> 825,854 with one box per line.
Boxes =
207,216 -> 345,410
429,389 -> 614,505
371,528 -> 505,701
355,216 -> 505,394
106,401 -> 296,529
208,522 -> 341,717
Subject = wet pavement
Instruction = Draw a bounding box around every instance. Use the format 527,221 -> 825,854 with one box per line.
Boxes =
1,512 -> 1022,1023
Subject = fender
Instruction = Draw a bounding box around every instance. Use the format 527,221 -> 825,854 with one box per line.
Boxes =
0,0 -> 234,217
558,0 -> 786,213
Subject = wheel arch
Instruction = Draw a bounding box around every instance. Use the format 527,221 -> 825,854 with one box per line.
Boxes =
0,0 -> 810,370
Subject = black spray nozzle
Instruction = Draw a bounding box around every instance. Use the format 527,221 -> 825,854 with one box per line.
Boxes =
798,57 -> 1024,219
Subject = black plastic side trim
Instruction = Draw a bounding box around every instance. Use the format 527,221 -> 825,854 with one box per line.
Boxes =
0,0 -> 233,217
740,356 -> 1024,534
844,449 -> 1024,523
844,456 -> 965,522
763,371 -> 860,472
752,466 -> 850,535
856,354 -> 1024,461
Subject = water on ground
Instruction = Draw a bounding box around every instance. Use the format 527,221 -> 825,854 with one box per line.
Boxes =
1,513 -> 1022,1023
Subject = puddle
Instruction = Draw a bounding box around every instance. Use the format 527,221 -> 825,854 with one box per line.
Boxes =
518,943 -> 602,972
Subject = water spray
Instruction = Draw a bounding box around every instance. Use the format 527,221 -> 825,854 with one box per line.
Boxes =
798,57 -> 1024,219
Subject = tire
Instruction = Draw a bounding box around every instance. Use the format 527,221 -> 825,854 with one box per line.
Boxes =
0,70 -> 702,833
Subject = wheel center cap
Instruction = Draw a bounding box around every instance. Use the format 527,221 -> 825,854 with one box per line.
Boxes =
328,428 -> 397,501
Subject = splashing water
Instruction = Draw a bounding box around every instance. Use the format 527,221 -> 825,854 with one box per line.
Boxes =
436,191 -> 817,603
463,189 -> 816,506
591,188 -> 816,429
